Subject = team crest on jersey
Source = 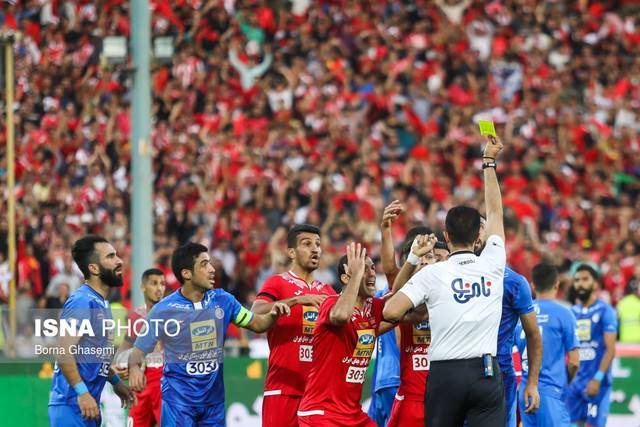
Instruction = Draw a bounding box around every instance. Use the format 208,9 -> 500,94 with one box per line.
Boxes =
302,306 -> 319,335
214,307 -> 224,320
576,319 -> 591,342
353,329 -> 375,358
412,321 -> 431,345
451,277 -> 491,304
190,320 -> 217,351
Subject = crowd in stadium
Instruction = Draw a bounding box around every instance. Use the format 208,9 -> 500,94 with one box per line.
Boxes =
1,0 -> 640,340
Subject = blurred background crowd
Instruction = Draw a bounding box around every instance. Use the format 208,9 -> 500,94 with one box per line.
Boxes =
1,0 -> 640,346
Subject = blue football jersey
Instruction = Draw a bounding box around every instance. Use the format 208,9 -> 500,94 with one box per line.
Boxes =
570,300 -> 617,390
497,267 -> 535,372
49,284 -> 114,407
515,300 -> 579,399
134,288 -> 253,407
371,289 -> 400,392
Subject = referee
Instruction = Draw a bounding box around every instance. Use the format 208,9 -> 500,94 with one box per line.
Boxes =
384,134 -> 506,427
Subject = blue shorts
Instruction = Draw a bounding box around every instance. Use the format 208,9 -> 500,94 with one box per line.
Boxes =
49,404 -> 100,427
161,399 -> 224,427
503,371 -> 517,427
519,388 -> 570,427
565,385 -> 611,427
367,386 -> 398,427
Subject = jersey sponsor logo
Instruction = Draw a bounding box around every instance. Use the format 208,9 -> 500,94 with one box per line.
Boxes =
451,277 -> 491,304
353,329 -> 375,357
302,306 -> 319,335
345,366 -> 367,384
190,320 -> 217,351
412,321 -> 431,345
576,319 -> 592,342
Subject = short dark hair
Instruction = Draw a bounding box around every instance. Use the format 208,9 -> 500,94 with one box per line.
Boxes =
72,235 -> 109,279
576,264 -> 600,282
287,224 -> 321,248
532,263 -> 558,293
337,254 -> 348,281
399,226 -> 433,263
445,206 -> 481,246
142,268 -> 164,282
171,242 -> 208,284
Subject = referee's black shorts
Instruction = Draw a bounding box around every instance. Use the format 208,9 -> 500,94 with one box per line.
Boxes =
425,357 -> 505,427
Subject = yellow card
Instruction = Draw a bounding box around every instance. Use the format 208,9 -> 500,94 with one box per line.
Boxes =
478,120 -> 496,137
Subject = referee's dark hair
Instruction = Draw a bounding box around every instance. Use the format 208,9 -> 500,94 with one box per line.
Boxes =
72,235 -> 109,279
172,242 -> 208,284
445,206 -> 481,246
575,264 -> 600,282
142,268 -> 164,282
532,263 -> 559,293
287,224 -> 320,248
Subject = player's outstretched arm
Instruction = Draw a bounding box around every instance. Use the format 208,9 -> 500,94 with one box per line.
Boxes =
483,135 -> 505,242
244,302 -> 291,333
251,294 -> 327,315
57,334 -> 101,420
330,243 -> 366,326
128,347 -> 148,393
520,312 -> 542,413
390,234 -> 437,295
113,339 -> 134,379
380,200 -> 405,283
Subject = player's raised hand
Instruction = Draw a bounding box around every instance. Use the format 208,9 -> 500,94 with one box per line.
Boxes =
411,234 -> 438,258
346,242 -> 366,282
128,366 -> 146,393
77,392 -> 100,420
483,135 -> 504,159
270,302 -> 291,318
380,200 -> 405,230
298,294 -> 328,308
114,381 -> 137,409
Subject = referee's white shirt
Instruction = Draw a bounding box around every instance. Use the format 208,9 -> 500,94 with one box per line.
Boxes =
400,235 -> 506,361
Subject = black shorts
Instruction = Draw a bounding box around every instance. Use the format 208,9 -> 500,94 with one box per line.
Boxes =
425,357 -> 505,427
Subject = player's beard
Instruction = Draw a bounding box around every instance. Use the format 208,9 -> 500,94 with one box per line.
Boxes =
99,264 -> 123,287
575,287 -> 593,303
473,239 -> 486,256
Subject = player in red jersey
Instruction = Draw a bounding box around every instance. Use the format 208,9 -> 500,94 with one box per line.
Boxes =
297,242 -> 399,427
252,224 -> 336,427
387,235 -> 449,427
114,268 -> 166,427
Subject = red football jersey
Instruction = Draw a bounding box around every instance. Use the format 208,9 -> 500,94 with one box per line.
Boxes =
127,306 -> 163,383
257,271 -> 336,396
298,295 -> 384,420
396,319 -> 431,401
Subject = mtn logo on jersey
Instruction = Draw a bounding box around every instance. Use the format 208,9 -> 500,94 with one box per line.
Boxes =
353,329 -> 375,357
451,277 -> 492,304
413,321 -> 431,345
302,306 -> 320,335
190,320 -> 217,351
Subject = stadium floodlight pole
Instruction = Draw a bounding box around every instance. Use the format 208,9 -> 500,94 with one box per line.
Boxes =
2,31 -> 16,357
130,0 -> 153,308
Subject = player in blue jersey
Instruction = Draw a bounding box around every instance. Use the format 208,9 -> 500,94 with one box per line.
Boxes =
475,218 -> 542,425
48,235 -> 136,427
515,263 -> 580,427
566,265 -> 617,427
128,242 -> 290,427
